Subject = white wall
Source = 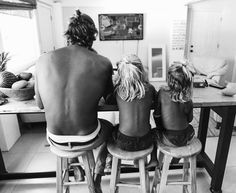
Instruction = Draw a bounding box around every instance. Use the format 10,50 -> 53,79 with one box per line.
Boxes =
219,0 -> 236,82
58,0 -> 188,70
187,0 -> 236,82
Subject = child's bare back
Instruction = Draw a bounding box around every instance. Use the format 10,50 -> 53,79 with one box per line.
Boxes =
117,83 -> 155,137
112,54 -> 157,152
159,86 -> 193,131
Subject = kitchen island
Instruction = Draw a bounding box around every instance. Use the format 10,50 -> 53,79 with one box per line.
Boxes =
0,86 -> 236,193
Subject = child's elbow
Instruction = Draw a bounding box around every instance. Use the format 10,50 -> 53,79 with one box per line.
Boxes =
188,115 -> 193,122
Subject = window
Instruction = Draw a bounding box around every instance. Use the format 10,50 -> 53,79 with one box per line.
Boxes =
0,10 -> 40,73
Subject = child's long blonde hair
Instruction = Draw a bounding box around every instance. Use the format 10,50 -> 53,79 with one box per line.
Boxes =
167,61 -> 193,103
114,54 -> 147,102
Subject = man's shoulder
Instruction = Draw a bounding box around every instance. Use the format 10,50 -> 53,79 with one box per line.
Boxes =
96,54 -> 112,66
94,54 -> 113,73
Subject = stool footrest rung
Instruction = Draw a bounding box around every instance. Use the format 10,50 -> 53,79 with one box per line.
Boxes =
167,181 -> 191,186
63,181 -> 87,186
117,181 -> 140,188
69,163 -> 83,167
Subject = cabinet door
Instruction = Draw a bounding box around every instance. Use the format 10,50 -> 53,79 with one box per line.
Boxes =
187,8 -> 222,60
36,2 -> 55,54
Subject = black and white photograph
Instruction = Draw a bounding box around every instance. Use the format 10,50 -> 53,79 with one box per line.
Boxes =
0,0 -> 236,193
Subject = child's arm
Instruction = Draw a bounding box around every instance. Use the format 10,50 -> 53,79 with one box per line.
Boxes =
185,100 -> 193,122
153,89 -> 163,128
103,62 -> 115,103
105,92 -> 117,105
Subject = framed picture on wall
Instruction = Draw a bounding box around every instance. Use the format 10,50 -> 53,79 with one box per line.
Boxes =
148,45 -> 166,81
98,13 -> 143,41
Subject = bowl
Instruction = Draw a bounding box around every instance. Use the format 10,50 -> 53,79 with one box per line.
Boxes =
0,86 -> 35,101
221,82 -> 236,96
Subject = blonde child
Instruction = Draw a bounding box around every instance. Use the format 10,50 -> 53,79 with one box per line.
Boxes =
94,54 -> 159,192
109,54 -> 159,170
153,61 -> 194,151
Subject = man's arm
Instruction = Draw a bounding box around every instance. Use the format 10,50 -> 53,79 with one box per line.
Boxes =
103,63 -> 116,105
34,67 -> 44,109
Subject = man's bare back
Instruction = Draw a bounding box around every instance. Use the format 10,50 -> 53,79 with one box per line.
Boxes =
117,84 -> 156,137
35,45 -> 113,136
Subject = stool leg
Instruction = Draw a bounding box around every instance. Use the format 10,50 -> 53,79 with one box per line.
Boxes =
82,153 -> 96,193
64,158 -> 70,193
151,166 -> 161,193
57,156 -> 63,193
110,156 -> 121,193
159,155 -> 172,193
190,156 -> 197,193
158,151 -> 164,168
145,168 -> 150,193
182,157 -> 189,193
88,150 -> 95,173
139,158 -> 149,193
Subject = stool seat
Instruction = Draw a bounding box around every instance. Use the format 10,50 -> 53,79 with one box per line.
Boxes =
50,145 -> 86,158
107,143 -> 153,160
158,137 -> 202,158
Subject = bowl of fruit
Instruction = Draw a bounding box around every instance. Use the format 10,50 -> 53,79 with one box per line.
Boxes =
0,72 -> 35,101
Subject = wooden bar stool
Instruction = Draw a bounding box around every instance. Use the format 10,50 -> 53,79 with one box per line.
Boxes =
50,145 -> 94,193
151,137 -> 202,193
48,133 -> 107,193
107,142 -> 153,193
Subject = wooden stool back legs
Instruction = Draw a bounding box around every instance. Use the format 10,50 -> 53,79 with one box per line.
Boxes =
159,155 -> 172,193
110,156 -> 121,193
139,158 -> 150,193
183,157 -> 189,193
82,151 -> 96,193
190,156 -> 197,193
57,157 -> 63,193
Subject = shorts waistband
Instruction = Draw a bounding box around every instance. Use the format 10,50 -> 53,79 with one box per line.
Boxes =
47,120 -> 101,143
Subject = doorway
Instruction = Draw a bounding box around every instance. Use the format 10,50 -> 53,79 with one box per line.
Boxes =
185,5 -> 223,60
36,2 -> 55,54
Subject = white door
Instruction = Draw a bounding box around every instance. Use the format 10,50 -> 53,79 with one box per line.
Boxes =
187,8 -> 222,60
36,2 -> 55,53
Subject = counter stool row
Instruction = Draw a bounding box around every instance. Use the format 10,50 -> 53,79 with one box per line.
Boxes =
49,136 -> 202,193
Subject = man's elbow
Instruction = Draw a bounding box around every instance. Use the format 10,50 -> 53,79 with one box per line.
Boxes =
36,99 -> 44,109
37,103 -> 44,109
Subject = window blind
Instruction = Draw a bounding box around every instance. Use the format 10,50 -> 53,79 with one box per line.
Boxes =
0,0 -> 36,10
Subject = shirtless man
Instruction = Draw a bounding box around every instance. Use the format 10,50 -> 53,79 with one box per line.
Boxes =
35,10 -> 114,192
